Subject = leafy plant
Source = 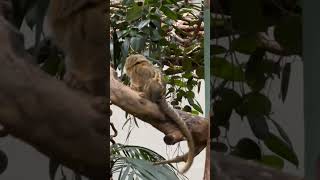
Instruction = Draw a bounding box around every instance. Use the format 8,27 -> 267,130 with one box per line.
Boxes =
211,0 -> 302,170
111,0 -> 204,115
111,144 -> 187,180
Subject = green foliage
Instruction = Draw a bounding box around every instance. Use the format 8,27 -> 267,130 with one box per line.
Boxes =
111,0 -> 204,114
111,144 -> 187,180
211,0 -> 301,171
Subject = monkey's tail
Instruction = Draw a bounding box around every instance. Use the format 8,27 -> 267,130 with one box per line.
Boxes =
154,99 -> 195,174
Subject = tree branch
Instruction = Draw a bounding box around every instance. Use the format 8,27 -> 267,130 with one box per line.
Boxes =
110,68 -> 208,156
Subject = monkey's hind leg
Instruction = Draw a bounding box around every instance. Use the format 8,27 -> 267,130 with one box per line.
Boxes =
154,155 -> 188,164
153,153 -> 188,165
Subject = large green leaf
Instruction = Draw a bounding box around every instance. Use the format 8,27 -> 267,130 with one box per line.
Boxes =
213,100 -> 232,129
231,138 -> 262,160
281,63 -> 291,102
0,150 -> 7,175
236,92 -> 272,116
130,36 -> 146,52
160,5 -> 178,20
269,118 -> 293,149
236,92 -> 271,116
264,133 -> 299,167
215,88 -> 242,109
247,114 -> 270,140
111,144 -> 186,180
211,57 -> 245,81
126,5 -> 144,22
231,35 -> 258,54
245,50 -> 267,92
259,155 -> 284,170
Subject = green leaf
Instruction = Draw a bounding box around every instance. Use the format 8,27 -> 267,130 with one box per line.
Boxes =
188,98 -> 203,114
236,92 -> 272,116
216,88 -> 242,109
247,114 -> 270,140
150,29 -> 161,41
0,150 -> 7,174
122,0 -> 134,5
269,118 -> 293,149
245,50 -> 267,91
137,19 -> 150,30
274,15 -> 302,55
281,63 -> 291,102
196,66 -> 204,79
213,100 -> 232,129
160,5 -> 178,20
231,36 -> 258,54
185,91 -> 195,99
260,155 -> 284,170
182,59 -> 193,71
111,144 -> 184,180
130,36 -> 146,52
264,133 -> 299,167
231,138 -> 262,160
211,57 -> 245,81
126,5 -> 143,22
121,38 -> 130,64
182,105 -> 192,112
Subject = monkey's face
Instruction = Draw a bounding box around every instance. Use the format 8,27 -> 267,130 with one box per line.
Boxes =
124,54 -> 150,76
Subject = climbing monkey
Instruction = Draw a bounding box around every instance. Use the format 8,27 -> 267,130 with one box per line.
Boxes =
124,54 -> 195,174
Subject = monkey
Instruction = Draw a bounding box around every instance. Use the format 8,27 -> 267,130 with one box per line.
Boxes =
124,54 -> 195,174
46,0 -> 108,96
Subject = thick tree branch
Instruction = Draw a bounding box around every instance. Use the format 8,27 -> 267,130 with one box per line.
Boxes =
0,2 -> 107,179
212,152 -> 304,180
110,68 -> 208,156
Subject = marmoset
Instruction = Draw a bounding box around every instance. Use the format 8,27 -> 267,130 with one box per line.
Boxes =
124,54 -> 195,174
47,0 -> 107,96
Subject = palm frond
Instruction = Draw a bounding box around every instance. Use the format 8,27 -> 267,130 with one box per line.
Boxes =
111,144 -> 188,180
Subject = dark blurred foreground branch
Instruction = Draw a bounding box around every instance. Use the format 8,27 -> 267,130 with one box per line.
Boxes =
0,1 -> 107,179
212,152 -> 304,180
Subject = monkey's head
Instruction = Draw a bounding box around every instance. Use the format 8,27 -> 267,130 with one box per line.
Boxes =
124,54 -> 150,75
